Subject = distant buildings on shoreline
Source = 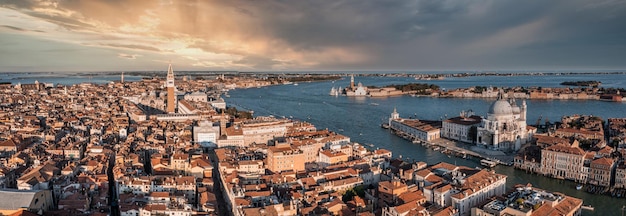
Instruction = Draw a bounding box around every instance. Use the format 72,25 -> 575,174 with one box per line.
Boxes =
329,74 -> 626,102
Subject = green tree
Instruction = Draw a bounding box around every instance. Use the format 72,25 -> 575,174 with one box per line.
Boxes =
342,189 -> 356,201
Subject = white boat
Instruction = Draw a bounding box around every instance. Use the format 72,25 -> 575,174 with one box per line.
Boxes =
329,87 -> 339,96
480,159 -> 498,168
576,185 -> 583,190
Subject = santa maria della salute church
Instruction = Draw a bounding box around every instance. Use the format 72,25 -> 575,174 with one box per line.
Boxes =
477,94 -> 535,151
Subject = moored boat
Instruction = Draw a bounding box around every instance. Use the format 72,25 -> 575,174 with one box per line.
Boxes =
480,159 -> 498,168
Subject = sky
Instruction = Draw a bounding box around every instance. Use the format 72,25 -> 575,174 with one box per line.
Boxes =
1,0 -> 625,72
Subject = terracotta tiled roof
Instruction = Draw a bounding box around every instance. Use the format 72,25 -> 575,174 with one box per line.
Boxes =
149,191 -> 169,198
394,201 -> 424,214
0,139 -> 17,147
544,144 -> 585,155
592,157 -> 614,166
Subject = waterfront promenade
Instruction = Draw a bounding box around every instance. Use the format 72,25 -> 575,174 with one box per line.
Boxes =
397,131 -> 515,166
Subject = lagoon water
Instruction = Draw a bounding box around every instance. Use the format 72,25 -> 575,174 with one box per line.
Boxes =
226,74 -> 626,216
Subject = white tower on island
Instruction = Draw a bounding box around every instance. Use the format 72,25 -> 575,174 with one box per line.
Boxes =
350,74 -> 355,90
389,107 -> 400,125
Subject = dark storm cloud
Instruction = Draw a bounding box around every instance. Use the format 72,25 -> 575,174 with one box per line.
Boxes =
0,0 -> 36,9
221,0 -> 626,69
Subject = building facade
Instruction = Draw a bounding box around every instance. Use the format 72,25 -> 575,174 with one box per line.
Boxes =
589,157 -> 615,187
442,111 -> 482,143
266,145 -> 305,173
477,94 -> 532,151
194,120 -> 220,147
390,119 -> 440,142
540,144 -> 586,182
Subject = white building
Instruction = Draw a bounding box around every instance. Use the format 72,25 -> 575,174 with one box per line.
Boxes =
442,110 -> 482,143
450,170 -> 507,216
194,120 -> 220,148
183,91 -> 207,102
209,98 -> 226,110
477,94 -> 533,151
345,75 -> 368,96
389,109 -> 440,142
346,82 -> 368,96
119,128 -> 127,139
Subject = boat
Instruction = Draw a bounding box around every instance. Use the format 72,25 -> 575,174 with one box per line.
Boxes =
576,185 -> 583,190
480,159 -> 498,168
381,123 -> 390,129
370,103 -> 379,106
329,87 -> 339,96
293,83 -> 298,86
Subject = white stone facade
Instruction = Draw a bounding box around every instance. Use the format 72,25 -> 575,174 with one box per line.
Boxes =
477,95 -> 532,151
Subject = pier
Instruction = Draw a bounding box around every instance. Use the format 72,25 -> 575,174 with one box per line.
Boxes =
581,205 -> 594,211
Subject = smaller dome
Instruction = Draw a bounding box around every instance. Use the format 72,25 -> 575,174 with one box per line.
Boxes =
489,100 -> 513,115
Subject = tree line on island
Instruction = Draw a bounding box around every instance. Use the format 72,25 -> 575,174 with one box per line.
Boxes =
560,80 -> 601,87
383,83 -> 440,95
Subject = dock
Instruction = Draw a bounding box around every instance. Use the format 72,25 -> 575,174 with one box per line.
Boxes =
581,205 -> 594,211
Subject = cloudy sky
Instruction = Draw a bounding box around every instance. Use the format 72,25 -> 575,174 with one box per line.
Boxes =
1,0 -> 625,72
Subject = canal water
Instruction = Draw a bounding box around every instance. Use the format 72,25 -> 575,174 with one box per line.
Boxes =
226,74 -> 626,215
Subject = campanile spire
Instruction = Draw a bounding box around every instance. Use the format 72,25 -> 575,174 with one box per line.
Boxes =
166,64 -> 176,113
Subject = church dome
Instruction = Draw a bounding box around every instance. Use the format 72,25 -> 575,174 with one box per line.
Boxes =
488,99 -> 513,115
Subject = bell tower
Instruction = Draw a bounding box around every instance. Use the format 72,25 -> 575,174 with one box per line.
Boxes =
166,64 -> 176,113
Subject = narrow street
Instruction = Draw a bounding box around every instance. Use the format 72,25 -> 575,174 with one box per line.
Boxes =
108,152 -> 120,216
208,149 -> 232,216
